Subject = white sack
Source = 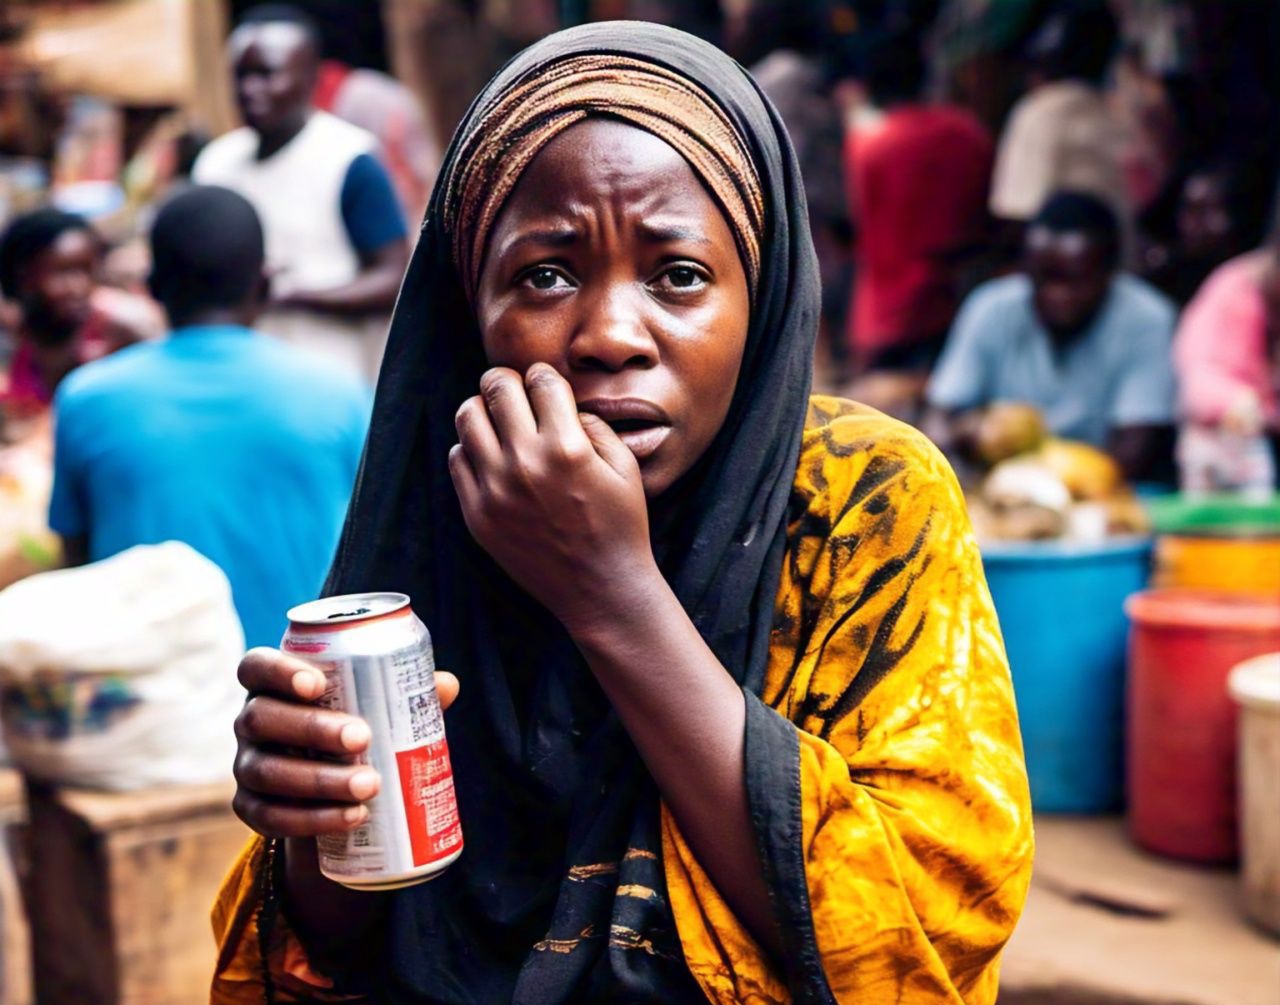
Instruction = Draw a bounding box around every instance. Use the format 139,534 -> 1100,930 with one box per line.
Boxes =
0,542 -> 244,790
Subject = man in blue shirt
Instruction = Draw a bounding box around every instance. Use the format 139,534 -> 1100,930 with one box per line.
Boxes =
924,191 -> 1178,482
50,186 -> 370,648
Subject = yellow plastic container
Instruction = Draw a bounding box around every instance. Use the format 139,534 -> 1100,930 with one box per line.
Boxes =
1145,494 -> 1280,599
1153,533 -> 1280,598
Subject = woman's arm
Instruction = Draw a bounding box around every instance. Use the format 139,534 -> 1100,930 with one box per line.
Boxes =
663,408 -> 1034,1005
566,567 -> 781,958
215,652 -> 460,999
450,363 -> 780,953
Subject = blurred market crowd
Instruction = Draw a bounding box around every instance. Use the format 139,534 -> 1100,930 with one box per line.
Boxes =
0,0 -> 1278,652
0,3 -> 1278,1000
2,0 -> 1279,586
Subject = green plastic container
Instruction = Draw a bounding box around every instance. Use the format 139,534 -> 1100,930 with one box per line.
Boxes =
1145,494 -> 1280,538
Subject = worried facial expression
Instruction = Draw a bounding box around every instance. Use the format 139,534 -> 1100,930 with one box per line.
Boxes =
474,118 -> 751,498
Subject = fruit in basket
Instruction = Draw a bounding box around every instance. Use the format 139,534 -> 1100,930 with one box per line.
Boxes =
974,402 -> 1049,465
1100,492 -> 1151,535
983,457 -> 1072,513
976,457 -> 1072,540
1037,438 -> 1123,501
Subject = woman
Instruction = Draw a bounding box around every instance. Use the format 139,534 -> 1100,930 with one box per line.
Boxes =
1173,238 -> 1280,494
0,208 -> 161,408
1141,162 -> 1273,308
216,23 -> 1032,1005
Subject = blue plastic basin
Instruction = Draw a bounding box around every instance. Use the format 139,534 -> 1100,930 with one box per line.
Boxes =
981,536 -> 1152,812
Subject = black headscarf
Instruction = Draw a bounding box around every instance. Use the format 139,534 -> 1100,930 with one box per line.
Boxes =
324,21 -> 820,1004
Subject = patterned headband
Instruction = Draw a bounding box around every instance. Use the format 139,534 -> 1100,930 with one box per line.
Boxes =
442,54 -> 765,301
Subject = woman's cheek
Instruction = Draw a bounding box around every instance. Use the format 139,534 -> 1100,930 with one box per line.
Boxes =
483,305 -> 573,370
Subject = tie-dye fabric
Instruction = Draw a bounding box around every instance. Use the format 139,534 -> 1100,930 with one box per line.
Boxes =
210,399 -> 1033,1004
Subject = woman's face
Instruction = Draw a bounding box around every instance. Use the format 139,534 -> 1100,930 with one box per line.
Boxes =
22,229 -> 98,341
474,118 -> 751,497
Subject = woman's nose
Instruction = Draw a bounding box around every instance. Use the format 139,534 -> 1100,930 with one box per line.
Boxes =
567,285 -> 658,372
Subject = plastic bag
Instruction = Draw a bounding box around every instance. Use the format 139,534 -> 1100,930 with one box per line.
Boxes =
0,542 -> 244,790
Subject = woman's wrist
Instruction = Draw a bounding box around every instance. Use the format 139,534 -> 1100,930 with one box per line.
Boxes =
281,837 -> 386,956
557,554 -> 670,650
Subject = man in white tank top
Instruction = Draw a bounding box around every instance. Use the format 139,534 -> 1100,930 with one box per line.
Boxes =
193,5 -> 410,382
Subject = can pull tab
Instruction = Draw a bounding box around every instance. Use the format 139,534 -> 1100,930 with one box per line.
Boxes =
327,607 -> 371,619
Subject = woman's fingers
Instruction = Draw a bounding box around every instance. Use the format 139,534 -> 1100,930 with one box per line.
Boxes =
524,364 -> 593,459
235,749 -> 380,803
235,695 -> 370,757
455,395 -> 503,471
435,670 -> 460,711
232,789 -> 370,838
238,647 -> 327,701
479,367 -> 537,448
578,412 -> 640,478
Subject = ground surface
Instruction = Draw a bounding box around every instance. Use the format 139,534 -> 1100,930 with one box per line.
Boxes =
1001,816 -> 1279,1005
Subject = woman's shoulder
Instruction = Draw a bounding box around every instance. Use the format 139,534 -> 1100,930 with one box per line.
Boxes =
793,396 -> 963,516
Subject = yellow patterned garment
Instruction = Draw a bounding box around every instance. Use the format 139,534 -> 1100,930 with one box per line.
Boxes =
663,398 -> 1033,1003
211,398 -> 1033,1004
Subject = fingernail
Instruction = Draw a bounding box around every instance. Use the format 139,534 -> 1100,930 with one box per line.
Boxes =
292,670 -> 324,698
349,769 -> 380,800
343,804 -> 369,825
340,720 -> 371,751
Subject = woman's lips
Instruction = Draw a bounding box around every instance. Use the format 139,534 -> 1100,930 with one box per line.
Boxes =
612,424 -> 671,461
577,398 -> 673,462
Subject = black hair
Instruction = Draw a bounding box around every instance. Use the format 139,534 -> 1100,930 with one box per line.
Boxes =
864,32 -> 928,105
1029,190 -> 1121,264
149,186 -> 265,324
1025,1 -> 1118,86
234,3 -> 322,53
0,208 -> 94,300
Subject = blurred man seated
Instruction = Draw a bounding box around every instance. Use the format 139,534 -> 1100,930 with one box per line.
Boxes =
923,191 -> 1178,483
49,186 -> 370,649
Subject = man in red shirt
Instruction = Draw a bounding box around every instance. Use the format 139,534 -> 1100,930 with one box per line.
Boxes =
845,40 -> 993,382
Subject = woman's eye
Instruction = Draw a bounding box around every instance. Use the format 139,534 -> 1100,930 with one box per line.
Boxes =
656,265 -> 707,292
522,266 -> 568,291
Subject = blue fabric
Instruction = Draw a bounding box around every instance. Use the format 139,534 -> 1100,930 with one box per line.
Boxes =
340,152 -> 408,254
50,325 -> 371,649
927,273 -> 1178,446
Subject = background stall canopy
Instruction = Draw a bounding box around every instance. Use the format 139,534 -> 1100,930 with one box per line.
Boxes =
12,0 -> 234,135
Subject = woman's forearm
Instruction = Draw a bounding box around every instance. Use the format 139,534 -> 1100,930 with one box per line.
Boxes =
567,563 -> 782,958
282,837 -> 387,959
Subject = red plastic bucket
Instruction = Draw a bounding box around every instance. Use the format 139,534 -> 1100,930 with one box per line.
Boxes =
1125,589 -> 1280,862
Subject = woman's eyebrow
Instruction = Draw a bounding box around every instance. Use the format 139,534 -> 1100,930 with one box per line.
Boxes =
502,227 -> 580,255
637,221 -> 713,246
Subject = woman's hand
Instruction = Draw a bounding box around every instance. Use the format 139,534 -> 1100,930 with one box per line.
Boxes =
232,648 -> 460,837
449,364 -> 656,633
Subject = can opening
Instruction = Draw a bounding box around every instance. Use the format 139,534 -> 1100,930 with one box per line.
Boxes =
287,593 -> 411,627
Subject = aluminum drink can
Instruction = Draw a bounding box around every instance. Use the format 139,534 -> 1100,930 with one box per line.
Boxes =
281,592 -> 463,890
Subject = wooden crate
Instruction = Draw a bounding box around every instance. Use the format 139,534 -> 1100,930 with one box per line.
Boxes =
1,769 -> 31,1005
20,780 -> 249,1005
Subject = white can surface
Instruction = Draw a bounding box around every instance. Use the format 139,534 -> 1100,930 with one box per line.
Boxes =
282,593 -> 463,890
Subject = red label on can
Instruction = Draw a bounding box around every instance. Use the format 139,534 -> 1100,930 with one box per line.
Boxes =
396,739 -> 463,866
